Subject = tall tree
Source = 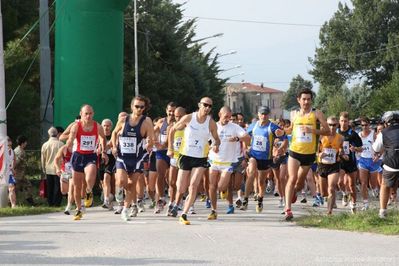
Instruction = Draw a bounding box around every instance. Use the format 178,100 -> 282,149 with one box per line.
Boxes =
281,74 -> 313,110
310,1 -> 399,90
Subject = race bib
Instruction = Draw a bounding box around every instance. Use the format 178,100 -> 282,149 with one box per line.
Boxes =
321,148 -> 337,164
361,144 -> 372,158
253,135 -> 267,152
343,141 -> 350,155
188,138 -> 204,151
160,134 -> 168,144
174,137 -> 182,151
64,162 -> 72,174
119,137 -> 137,154
80,135 -> 96,151
296,126 -> 312,143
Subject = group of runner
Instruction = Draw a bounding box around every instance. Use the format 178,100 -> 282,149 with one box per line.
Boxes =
54,88 -> 399,224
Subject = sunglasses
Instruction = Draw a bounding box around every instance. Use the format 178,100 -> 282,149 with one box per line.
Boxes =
200,102 -> 212,108
361,124 -> 369,127
134,105 -> 145,109
328,123 -> 337,127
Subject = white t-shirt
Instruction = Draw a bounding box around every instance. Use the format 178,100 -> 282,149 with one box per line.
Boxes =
373,132 -> 399,172
209,122 -> 246,163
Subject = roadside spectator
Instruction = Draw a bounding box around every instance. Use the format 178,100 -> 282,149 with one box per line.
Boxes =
14,135 -> 35,206
41,127 -> 65,206
7,136 -> 17,208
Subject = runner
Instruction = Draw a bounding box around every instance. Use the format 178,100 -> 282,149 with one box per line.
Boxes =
153,102 -> 177,213
66,104 -> 108,220
207,106 -> 249,219
167,97 -> 220,225
357,116 -> 379,211
166,107 -> 186,216
241,106 -> 287,213
284,88 -> 330,220
317,116 -> 345,215
373,111 -> 399,218
99,119 -> 116,210
337,111 -> 363,213
111,96 -> 154,221
54,144 -> 74,215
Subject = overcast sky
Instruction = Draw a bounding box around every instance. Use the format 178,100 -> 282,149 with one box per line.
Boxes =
172,0 -> 351,91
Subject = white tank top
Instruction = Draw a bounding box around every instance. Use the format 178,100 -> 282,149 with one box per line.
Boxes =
360,130 -> 374,158
180,112 -> 211,158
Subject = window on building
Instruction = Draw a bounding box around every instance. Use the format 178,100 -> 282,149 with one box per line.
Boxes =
272,99 -> 275,108
233,102 -> 236,112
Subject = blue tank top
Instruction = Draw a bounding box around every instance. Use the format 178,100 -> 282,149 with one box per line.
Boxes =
249,121 -> 284,160
158,119 -> 169,151
118,115 -> 147,159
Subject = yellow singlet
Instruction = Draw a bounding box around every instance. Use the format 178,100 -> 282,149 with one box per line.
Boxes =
173,129 -> 184,159
290,110 -> 317,155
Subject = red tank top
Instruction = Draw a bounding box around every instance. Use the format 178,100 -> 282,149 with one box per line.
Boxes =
76,121 -> 98,154
61,150 -> 72,173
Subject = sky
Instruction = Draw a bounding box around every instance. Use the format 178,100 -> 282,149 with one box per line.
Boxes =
172,0 -> 351,92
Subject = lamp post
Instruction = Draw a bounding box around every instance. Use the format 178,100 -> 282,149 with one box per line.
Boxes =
133,0 -> 139,96
220,65 -> 241,73
225,72 -> 245,80
192,32 -> 223,43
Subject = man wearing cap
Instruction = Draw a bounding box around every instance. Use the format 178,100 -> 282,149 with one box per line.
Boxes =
241,106 -> 287,213
372,111 -> 399,219
41,127 -> 65,206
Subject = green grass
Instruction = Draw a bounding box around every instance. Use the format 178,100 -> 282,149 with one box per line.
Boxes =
296,209 -> 399,235
0,205 -> 63,217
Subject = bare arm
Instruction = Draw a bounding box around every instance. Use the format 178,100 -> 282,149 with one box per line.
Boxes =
209,119 -> 220,152
143,117 -> 155,153
59,122 -> 75,142
315,110 -> 331,136
53,146 -> 65,176
66,124 -> 78,151
173,114 -> 191,131
111,120 -> 124,157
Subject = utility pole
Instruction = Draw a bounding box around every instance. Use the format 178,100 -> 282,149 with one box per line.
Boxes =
0,1 -> 9,207
133,0 -> 139,96
40,0 -> 53,143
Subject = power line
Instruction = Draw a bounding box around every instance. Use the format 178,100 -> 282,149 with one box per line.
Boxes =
184,16 -> 322,27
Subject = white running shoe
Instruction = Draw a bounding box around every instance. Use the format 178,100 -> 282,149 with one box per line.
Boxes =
121,209 -> 130,222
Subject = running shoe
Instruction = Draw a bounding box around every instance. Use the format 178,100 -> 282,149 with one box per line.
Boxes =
166,204 -> 173,216
148,200 -> 156,209
378,209 -> 387,219
207,210 -> 217,220
361,202 -> 369,211
372,188 -> 379,199
114,205 -> 123,215
138,200 -> 145,213
235,198 -> 242,208
205,198 -> 211,209
154,200 -> 164,214
220,191 -> 228,200
84,192 -> 93,208
189,206 -> 196,214
265,181 -> 274,194
115,188 -> 124,203
256,202 -> 263,213
73,210 -> 83,220
240,200 -> 248,210
350,202 -> 356,214
64,206 -> 71,215
312,197 -> 320,207
121,209 -> 130,222
200,194 -> 207,202
130,205 -> 138,217
278,198 -> 284,208
179,214 -> 190,225
300,196 -> 307,204
274,191 -> 280,197
342,194 -> 349,207
171,205 -> 178,217
284,209 -> 293,221
226,205 -> 234,214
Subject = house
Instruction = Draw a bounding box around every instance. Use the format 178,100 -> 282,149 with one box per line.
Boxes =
224,82 -> 286,120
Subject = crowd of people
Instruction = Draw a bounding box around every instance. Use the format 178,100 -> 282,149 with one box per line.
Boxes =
4,88 -> 399,224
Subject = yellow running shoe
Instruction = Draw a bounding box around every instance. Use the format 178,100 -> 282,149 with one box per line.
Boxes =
73,210 -> 83,220
207,210 -> 217,220
179,214 -> 190,225
200,194 -> 206,202
220,191 -> 228,200
256,202 -> 263,213
84,192 -> 93,208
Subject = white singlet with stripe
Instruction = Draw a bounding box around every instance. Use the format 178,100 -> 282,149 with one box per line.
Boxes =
180,112 -> 211,158
359,130 -> 374,159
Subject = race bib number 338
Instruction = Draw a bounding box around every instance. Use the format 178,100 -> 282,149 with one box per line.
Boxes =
119,137 -> 137,154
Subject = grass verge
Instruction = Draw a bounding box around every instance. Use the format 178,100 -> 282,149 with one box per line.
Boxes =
296,209 -> 399,235
0,206 -> 63,217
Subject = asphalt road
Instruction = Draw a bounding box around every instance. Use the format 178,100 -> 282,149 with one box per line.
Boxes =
0,195 -> 398,265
